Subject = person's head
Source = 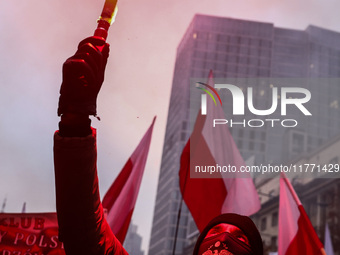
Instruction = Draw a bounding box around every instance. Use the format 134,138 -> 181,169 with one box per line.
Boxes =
193,213 -> 263,255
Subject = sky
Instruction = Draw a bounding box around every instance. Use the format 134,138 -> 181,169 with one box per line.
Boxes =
1,0 -> 340,253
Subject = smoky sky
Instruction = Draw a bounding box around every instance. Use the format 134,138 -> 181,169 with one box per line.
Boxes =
1,0 -> 340,252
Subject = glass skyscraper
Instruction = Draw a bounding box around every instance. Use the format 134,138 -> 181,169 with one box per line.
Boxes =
148,14 -> 340,254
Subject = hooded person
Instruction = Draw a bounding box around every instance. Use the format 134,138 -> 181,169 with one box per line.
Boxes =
193,213 -> 263,255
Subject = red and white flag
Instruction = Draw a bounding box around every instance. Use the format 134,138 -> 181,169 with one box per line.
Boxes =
179,71 -> 260,232
102,117 -> 156,243
278,175 -> 325,255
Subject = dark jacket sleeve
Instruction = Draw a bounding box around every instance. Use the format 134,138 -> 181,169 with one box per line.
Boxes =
53,128 -> 128,255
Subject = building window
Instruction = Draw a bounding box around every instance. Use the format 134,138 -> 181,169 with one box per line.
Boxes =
329,157 -> 338,164
229,45 -> 239,54
306,197 -> 318,219
271,236 -> 277,248
292,133 -> 305,154
261,143 -> 265,152
261,217 -> 267,231
271,212 -> 278,227
249,141 -> 254,150
240,37 -> 249,45
182,121 -> 187,130
181,132 -> 186,141
238,140 -> 243,149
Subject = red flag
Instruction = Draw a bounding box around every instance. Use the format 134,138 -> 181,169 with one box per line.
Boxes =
278,175 -> 325,255
179,71 -> 260,232
102,117 -> 156,243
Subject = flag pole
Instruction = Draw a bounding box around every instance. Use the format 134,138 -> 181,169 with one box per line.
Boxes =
280,172 -> 302,205
172,139 -> 192,255
172,194 -> 185,255
1,196 -> 6,213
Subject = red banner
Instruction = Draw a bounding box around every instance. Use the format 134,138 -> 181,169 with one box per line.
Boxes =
0,213 -> 65,255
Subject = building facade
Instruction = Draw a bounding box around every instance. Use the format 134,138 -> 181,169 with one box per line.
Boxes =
148,14 -> 340,255
124,222 -> 144,255
253,132 -> 340,254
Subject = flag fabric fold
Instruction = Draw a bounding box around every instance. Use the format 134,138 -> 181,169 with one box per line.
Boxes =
102,117 -> 156,243
278,175 -> 325,255
179,71 -> 260,232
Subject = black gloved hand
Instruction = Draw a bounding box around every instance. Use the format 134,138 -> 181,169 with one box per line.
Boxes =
58,36 -> 110,116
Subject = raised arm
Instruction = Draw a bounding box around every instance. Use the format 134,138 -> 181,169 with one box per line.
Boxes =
53,36 -> 128,255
